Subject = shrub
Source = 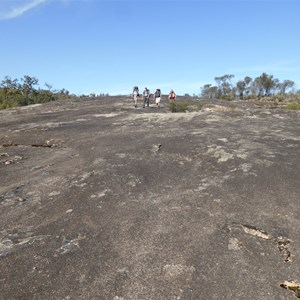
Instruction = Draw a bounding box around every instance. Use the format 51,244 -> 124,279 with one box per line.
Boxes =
0,102 -> 8,110
0,99 -> 20,110
169,102 -> 189,113
18,97 -> 29,106
274,95 -> 285,102
196,102 -> 204,110
286,101 -> 300,110
220,94 -> 235,101
228,104 -> 237,111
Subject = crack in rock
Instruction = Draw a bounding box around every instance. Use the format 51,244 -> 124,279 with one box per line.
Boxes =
280,281 -> 300,298
1,155 -> 23,165
0,186 -> 26,206
241,224 -> 272,240
277,237 -> 292,262
225,223 -> 292,262
2,142 -> 19,147
0,235 -> 49,257
2,139 -> 63,148
56,234 -> 85,255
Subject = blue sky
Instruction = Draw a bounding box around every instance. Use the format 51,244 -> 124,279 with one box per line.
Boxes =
1,0 -> 300,96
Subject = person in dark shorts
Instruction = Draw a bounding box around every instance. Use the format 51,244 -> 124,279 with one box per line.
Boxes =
142,87 -> 150,108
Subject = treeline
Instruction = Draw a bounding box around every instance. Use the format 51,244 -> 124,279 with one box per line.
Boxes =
201,73 -> 299,100
0,75 -> 71,110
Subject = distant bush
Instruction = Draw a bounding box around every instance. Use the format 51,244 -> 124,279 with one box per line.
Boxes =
286,101 -> 300,110
196,101 -> 204,110
273,95 -> 286,102
0,102 -> 9,110
0,75 -> 72,110
18,97 -> 29,106
228,104 -> 237,111
220,94 -> 235,101
169,102 -> 189,113
242,94 -> 258,100
287,94 -> 300,103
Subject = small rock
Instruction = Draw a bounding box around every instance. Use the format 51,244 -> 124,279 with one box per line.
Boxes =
228,238 -> 243,250
17,197 -> 26,202
152,144 -> 162,153
66,209 -> 73,214
49,191 -> 61,197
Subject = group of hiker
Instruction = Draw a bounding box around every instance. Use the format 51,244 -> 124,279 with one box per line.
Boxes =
132,86 -> 176,108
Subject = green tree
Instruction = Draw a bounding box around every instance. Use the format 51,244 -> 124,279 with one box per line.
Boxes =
0,75 -> 74,110
1,76 -> 19,101
201,84 -> 212,98
254,73 -> 277,96
278,80 -> 295,94
201,84 -> 218,99
236,76 -> 253,99
244,76 -> 252,95
236,81 -> 246,99
21,75 -> 38,96
45,82 -> 53,91
214,74 -> 235,97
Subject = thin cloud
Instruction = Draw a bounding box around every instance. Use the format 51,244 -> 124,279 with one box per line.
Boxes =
0,0 -> 48,20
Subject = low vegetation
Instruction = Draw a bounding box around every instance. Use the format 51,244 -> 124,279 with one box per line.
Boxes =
200,72 -> 300,102
196,101 -> 204,111
169,102 -> 189,113
286,101 -> 300,110
0,75 -> 72,110
1,72 -> 300,111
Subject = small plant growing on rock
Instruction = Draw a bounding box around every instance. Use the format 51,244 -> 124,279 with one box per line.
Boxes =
196,102 -> 204,110
169,102 -> 189,113
286,101 -> 300,110
228,104 -> 237,111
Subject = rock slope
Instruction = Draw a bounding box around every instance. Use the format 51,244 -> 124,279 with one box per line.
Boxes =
1,96 -> 300,299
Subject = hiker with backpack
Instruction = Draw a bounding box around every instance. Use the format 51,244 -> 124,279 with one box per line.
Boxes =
142,87 -> 150,108
168,89 -> 176,103
154,89 -> 162,108
132,86 -> 139,108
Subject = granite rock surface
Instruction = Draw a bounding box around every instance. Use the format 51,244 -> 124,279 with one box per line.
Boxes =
0,96 -> 300,299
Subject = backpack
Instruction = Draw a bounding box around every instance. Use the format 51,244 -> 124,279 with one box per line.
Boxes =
134,86 -> 139,96
143,89 -> 149,97
155,89 -> 161,97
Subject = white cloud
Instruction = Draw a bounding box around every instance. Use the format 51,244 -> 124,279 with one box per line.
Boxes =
0,0 -> 48,20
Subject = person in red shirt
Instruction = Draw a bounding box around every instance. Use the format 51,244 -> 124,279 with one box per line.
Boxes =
168,89 -> 176,103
